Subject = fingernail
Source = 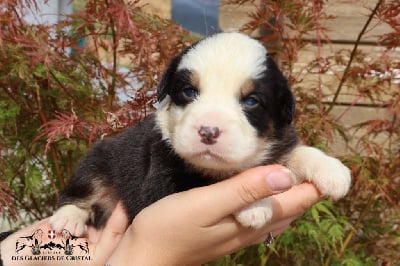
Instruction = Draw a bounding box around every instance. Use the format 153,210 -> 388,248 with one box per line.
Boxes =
265,169 -> 293,193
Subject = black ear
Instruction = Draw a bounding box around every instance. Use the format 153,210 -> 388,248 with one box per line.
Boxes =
266,55 -> 295,125
157,54 -> 182,103
279,87 -> 295,124
157,45 -> 195,103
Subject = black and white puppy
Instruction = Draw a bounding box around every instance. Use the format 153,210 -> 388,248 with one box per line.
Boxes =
50,32 -> 351,235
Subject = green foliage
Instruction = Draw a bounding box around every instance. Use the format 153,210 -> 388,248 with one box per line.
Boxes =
214,0 -> 400,265
0,0 -> 193,222
1,0 -> 399,265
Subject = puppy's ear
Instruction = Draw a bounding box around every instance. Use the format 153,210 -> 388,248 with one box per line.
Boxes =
266,55 -> 296,125
158,55 -> 181,102
279,86 -> 295,125
157,45 -> 194,103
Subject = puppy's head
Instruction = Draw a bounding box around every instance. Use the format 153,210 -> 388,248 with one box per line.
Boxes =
156,32 -> 295,176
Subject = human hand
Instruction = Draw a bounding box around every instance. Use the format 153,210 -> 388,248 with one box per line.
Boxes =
107,165 -> 321,265
1,165 -> 320,266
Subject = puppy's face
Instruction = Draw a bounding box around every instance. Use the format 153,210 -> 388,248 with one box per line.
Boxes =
156,33 -> 295,176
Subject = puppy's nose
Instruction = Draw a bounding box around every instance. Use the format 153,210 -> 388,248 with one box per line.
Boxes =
198,126 -> 220,145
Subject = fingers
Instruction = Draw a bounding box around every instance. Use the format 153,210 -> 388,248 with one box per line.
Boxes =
270,182 -> 321,223
209,214 -> 295,242
184,165 -> 293,225
99,202 -> 129,243
192,183 -> 320,250
92,202 -> 129,263
197,215 -> 298,262
252,218 -> 293,245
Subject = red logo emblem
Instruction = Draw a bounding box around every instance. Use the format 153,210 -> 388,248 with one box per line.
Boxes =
48,230 -> 56,240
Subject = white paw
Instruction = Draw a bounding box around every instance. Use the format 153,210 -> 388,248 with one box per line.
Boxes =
311,156 -> 352,200
49,205 -> 89,236
234,198 -> 273,229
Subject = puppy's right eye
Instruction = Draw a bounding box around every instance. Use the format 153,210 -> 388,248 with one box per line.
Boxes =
182,87 -> 199,101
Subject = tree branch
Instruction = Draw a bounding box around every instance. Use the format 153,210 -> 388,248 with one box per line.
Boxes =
326,0 -> 383,114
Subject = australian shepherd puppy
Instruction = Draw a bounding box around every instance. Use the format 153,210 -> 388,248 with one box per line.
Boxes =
50,32 -> 351,235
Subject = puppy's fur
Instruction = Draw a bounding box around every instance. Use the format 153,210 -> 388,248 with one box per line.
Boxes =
50,33 -> 351,234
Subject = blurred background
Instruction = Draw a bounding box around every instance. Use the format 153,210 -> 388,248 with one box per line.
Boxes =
0,0 -> 399,265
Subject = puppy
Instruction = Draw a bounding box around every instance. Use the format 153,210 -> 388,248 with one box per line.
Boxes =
50,32 -> 351,235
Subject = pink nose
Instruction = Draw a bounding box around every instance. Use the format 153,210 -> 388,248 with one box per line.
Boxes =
198,126 -> 220,145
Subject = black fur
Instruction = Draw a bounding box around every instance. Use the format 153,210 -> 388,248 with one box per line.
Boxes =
58,37 -> 299,229
59,116 -> 214,228
167,69 -> 197,107
241,55 -> 298,162
242,55 -> 295,134
158,44 -> 197,103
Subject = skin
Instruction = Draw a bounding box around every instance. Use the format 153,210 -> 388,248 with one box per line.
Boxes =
1,165 -> 321,266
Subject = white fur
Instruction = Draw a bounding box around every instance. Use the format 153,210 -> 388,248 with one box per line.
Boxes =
234,198 -> 273,229
51,33 -> 351,232
178,32 -> 267,82
157,98 -> 274,175
233,145 -> 351,229
286,145 -> 352,199
157,33 -> 351,229
49,204 -> 89,236
157,33 -> 272,176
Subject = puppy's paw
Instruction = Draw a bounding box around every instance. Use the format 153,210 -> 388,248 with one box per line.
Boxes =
234,198 -> 273,229
311,156 -> 351,200
287,146 -> 352,200
49,205 -> 89,236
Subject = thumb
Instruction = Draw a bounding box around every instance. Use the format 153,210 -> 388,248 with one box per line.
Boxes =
92,202 -> 129,263
185,165 -> 293,225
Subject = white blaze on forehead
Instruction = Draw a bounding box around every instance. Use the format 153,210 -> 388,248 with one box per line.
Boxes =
177,33 -> 267,95
156,33 -> 272,176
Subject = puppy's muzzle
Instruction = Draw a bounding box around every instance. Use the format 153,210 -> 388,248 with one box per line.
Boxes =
198,126 -> 220,145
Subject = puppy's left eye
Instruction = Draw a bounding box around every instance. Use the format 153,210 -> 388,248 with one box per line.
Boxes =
182,87 -> 199,100
241,95 -> 260,108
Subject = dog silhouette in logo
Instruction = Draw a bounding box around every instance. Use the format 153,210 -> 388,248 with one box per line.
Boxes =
61,229 -> 89,255
15,229 -> 43,255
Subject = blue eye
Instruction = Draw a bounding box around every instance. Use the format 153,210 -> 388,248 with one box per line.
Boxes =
241,95 -> 259,108
182,87 -> 198,100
